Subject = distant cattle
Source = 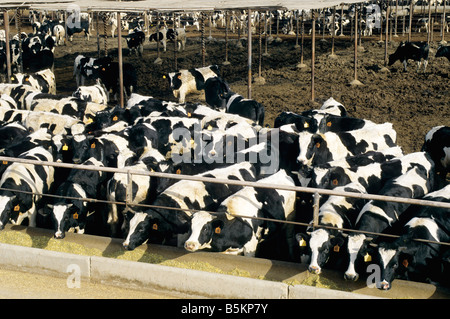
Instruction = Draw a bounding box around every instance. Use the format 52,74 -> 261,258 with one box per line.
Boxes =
388,41 -> 429,72
166,65 -> 220,103
66,12 -> 91,41
125,27 -> 145,56
72,83 -> 108,105
149,27 -> 186,52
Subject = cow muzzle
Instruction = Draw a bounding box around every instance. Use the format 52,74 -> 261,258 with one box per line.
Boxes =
379,280 -> 391,290
184,241 -> 199,252
344,272 -> 359,282
308,265 -> 322,275
54,231 -> 65,239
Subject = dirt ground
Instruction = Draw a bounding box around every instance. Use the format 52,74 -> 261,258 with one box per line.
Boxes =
47,26 -> 450,156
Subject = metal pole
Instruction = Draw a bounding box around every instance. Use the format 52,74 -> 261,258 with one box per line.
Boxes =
247,8 -> 252,99
385,5 -> 390,67
224,10 -> 230,65
409,0 -> 413,42
442,0 -> 447,44
4,10 -> 11,82
311,10 -> 315,101
330,6 -> 336,58
428,0 -> 432,43
173,12 -> 177,70
117,11 -> 124,108
201,12 -> 206,67
354,7 -> 358,82
154,12 -> 162,65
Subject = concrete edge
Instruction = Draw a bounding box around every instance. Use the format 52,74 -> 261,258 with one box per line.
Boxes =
0,243 -> 384,299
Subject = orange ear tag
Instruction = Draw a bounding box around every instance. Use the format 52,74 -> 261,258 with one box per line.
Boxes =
315,142 -> 321,148
73,212 -> 79,219
112,116 -> 118,121
215,227 -> 221,234
327,121 -> 332,127
332,179 -> 338,186
333,245 -> 340,252
14,205 -> 20,212
402,259 -> 409,268
91,143 -> 96,149
152,223 -> 158,230
176,169 -> 181,174
2,161 -> 8,165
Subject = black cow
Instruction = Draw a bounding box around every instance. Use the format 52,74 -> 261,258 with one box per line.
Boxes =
125,27 -> 145,56
66,12 -> 91,41
435,45 -> 450,61
388,41 -> 429,72
204,77 -> 265,126
92,58 -> 137,102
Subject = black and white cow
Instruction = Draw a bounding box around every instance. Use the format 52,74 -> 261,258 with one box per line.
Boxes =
297,181 -> 368,275
388,41 -> 429,72
122,161 -> 258,250
166,65 -> 220,103
274,111 -> 318,133
73,55 -> 110,87
436,46 -> 450,61
204,77 -> 265,126
297,122 -> 397,167
149,28 -> 186,52
0,146 -> 55,229
47,157 -> 106,239
183,169 -> 297,259
72,83 -> 108,105
11,68 -> 56,94
0,128 -> 52,158
125,27 -> 145,56
0,122 -> 29,150
0,83 -> 40,109
421,126 -> 450,176
343,158 -> 435,282
66,12 -> 91,41
106,146 -> 173,237
373,183 -> 450,290
92,58 -> 137,102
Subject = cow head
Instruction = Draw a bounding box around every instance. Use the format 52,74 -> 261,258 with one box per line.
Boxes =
184,211 -> 220,252
123,209 -> 172,250
166,72 -> 182,91
71,134 -> 92,164
307,228 -> 346,274
344,233 -> 378,281
375,242 -> 408,290
297,133 -> 332,167
48,201 -> 87,239
204,77 -> 231,111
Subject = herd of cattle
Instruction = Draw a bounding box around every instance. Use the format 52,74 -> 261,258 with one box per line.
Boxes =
0,7 -> 448,293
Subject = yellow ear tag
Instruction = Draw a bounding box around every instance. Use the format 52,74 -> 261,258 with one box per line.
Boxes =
112,115 -> 118,121
10,77 -> 14,81
176,169 -> 181,174
152,223 -> 158,230
304,122 -> 309,128
333,245 -> 340,252
187,112 -> 192,117
2,160 -> 8,165
25,77 -> 29,81
207,125 -> 213,131
162,75 -> 166,79
364,253 -> 372,262
299,238 -> 307,247
215,227 -> 221,234
327,121 -> 332,127
62,144 -> 69,151
14,205 -> 20,212
91,142 -> 96,149
73,212 -> 78,219
402,259 -> 409,268
86,118 -> 94,124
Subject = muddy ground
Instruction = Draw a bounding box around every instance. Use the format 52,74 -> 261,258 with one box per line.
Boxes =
47,26 -> 450,156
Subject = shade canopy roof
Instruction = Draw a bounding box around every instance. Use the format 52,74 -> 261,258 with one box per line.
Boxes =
0,0 -> 364,12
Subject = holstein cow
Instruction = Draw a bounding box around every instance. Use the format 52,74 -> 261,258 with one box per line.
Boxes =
47,157 -> 106,239
72,83 -> 108,105
0,146 -> 55,229
0,83 -> 40,109
165,65 -> 220,103
73,55 -> 110,87
343,158 -> 435,282
204,77 -> 265,126
92,58 -> 138,102
106,146 -> 173,237
373,183 -> 450,290
274,111 -> 319,133
421,126 -> 450,176
388,41 -> 429,72
297,122 -> 398,167
125,27 -> 146,56
122,162 -> 258,250
297,181 -> 369,275
184,169 -> 297,259
436,45 -> 450,61
10,68 -> 56,94
66,12 -> 91,41
149,28 -> 187,52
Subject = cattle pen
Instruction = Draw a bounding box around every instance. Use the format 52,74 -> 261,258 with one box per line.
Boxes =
0,0 -> 449,300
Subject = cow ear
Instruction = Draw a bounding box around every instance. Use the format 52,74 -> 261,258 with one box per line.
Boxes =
296,233 -> 310,247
